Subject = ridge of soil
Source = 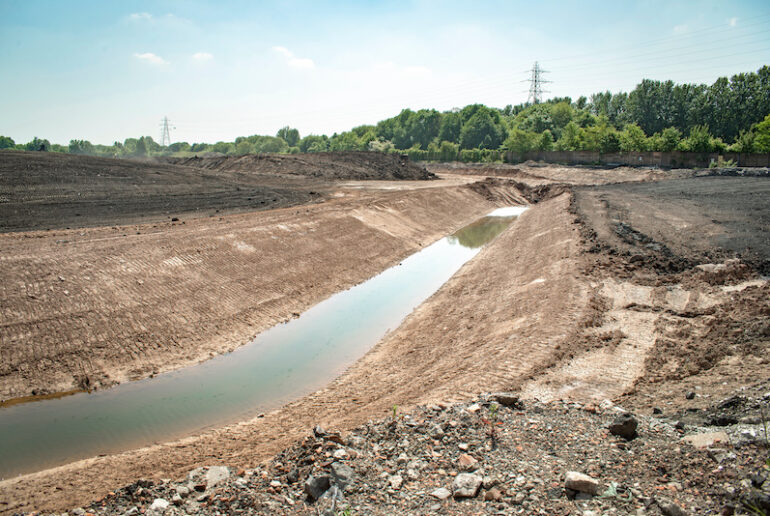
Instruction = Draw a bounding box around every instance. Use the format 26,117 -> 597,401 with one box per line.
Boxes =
0,151 -> 432,233
162,152 -> 435,181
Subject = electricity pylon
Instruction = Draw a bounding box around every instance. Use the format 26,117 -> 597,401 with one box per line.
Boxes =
159,117 -> 173,147
523,62 -> 551,104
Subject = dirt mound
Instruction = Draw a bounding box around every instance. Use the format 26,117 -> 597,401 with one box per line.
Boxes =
466,177 -> 570,205
164,152 -> 436,181
0,150 -> 330,232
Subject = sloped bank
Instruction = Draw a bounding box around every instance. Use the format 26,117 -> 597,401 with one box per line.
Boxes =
0,181 -> 525,403
0,188 -> 580,513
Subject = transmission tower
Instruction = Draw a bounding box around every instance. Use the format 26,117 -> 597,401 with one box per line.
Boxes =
523,61 -> 551,104
159,116 -> 173,147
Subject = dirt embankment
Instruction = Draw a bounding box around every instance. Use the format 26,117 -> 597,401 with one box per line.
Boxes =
163,152 -> 435,181
0,180 -> 521,403
0,151 -> 433,233
427,161 -> 691,186
0,190 -> 589,514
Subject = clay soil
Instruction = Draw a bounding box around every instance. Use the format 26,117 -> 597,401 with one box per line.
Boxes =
0,159 -> 768,514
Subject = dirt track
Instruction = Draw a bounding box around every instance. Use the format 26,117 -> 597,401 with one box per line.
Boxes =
0,159 -> 768,513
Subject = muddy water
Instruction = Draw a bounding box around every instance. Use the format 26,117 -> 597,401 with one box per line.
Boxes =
0,207 -> 526,478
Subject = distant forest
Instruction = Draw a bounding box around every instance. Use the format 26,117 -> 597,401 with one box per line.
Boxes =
2,66 -> 769,161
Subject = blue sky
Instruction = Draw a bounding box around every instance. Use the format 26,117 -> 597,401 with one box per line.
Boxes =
1,0 -> 769,145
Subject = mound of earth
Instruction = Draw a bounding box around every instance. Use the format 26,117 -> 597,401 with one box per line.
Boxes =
0,151 -> 433,233
163,152 -> 436,181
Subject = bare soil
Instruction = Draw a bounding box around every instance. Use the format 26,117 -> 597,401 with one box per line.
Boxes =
0,159 -> 768,514
0,150 -> 432,233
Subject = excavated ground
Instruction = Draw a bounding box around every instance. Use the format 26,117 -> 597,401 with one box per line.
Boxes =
0,160 -> 767,514
0,151 -> 433,233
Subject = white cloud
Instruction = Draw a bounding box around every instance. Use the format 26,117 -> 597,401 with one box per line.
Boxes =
128,12 -> 153,21
728,17 -> 738,27
192,52 -> 214,62
272,46 -> 315,70
133,52 -> 168,65
673,24 -> 688,34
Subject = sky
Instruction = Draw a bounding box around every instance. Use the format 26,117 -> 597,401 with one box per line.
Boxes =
1,0 -> 769,145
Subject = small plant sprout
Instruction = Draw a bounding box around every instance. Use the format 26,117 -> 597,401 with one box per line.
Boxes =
392,404 -> 398,419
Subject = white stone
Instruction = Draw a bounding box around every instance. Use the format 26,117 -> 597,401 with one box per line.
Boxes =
431,487 -> 452,500
149,498 -> 169,511
565,471 -> 600,495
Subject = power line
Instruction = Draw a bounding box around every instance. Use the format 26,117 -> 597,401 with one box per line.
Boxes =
159,116 -> 173,146
523,61 -> 551,104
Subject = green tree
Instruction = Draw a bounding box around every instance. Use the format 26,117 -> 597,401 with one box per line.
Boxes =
556,122 -> 584,151
503,129 -> 539,155
0,135 -> 15,149
751,114 -> 770,152
299,135 -> 328,152
329,131 -> 361,151
550,101 -> 573,129
211,141 -> 234,154
167,142 -> 191,153
253,136 -> 288,153
235,140 -> 254,155
134,137 -> 148,156
619,123 -> 649,152
459,110 -> 505,149
68,139 -> 94,155
438,112 -> 462,143
437,140 -> 459,160
276,126 -> 300,147
678,125 -> 714,153
25,137 -> 51,152
538,130 -> 554,151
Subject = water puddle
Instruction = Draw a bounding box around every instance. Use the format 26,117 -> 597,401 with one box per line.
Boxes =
0,207 -> 526,478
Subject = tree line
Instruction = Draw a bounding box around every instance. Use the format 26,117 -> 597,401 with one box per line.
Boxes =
1,66 -> 769,161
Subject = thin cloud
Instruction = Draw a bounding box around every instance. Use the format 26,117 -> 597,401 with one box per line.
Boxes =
728,17 -> 738,27
128,12 -> 153,22
272,46 -> 315,70
133,52 -> 168,65
673,24 -> 688,34
192,52 -> 214,62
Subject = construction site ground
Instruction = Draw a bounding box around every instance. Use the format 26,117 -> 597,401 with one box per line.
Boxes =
0,154 -> 767,514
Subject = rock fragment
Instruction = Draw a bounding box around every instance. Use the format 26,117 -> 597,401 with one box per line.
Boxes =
204,466 -> 230,488
608,413 -> 638,440
304,474 -> 331,501
331,462 -> 355,489
564,471 -> 600,495
431,487 -> 452,500
682,432 -> 730,449
457,453 -> 479,471
453,472 -> 483,498
657,496 -> 688,516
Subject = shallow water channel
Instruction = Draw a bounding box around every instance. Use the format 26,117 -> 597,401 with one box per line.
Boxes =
0,207 -> 526,478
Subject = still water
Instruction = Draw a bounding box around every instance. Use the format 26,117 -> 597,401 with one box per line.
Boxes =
0,206 -> 526,478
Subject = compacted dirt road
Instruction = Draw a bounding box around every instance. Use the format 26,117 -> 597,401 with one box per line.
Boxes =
0,156 -> 767,514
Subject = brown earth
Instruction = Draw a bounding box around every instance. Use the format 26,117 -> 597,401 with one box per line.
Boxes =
0,179 -> 512,403
0,159 -> 768,513
162,152 -> 434,181
0,150 -> 432,233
